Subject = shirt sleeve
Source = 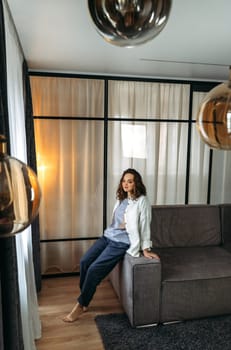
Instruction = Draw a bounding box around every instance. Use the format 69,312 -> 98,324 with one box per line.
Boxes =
139,196 -> 152,251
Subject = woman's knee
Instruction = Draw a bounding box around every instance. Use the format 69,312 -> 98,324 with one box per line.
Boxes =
79,253 -> 91,272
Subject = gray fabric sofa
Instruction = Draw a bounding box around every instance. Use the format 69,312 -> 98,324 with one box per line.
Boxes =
109,204 -> 231,327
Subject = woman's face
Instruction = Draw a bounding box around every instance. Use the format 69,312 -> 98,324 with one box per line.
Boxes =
122,173 -> 135,197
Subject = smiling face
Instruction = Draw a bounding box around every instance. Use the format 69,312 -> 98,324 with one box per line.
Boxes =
122,173 -> 135,198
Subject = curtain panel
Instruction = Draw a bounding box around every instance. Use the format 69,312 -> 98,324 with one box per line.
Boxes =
107,80 -> 191,219
3,0 -> 41,349
188,91 -> 211,203
0,1 -> 24,349
107,81 -> 231,210
23,60 -> 41,292
30,76 -> 105,275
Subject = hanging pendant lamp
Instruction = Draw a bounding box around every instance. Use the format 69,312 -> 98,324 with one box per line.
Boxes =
88,0 -> 172,47
197,66 -> 231,150
0,135 -> 41,237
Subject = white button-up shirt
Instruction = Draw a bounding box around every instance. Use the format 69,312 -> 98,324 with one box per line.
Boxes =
112,195 -> 152,257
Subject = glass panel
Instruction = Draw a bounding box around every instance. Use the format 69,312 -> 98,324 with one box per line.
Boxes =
30,76 -> 104,118
188,91 -> 211,203
211,150 -> 231,204
108,80 -> 190,120
34,119 -> 104,240
188,124 -> 210,203
40,240 -> 97,275
191,91 -> 207,121
107,120 -> 188,224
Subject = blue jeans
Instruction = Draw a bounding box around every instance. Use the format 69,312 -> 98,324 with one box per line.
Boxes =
78,236 -> 129,307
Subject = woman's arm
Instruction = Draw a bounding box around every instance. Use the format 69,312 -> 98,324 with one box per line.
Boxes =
138,196 -> 153,249
139,197 -> 160,260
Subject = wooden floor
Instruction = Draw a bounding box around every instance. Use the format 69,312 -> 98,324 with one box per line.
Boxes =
35,276 -> 123,350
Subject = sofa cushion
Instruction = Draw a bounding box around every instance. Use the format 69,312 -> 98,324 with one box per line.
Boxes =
156,246 -> 231,281
157,246 -> 231,322
151,205 -> 221,248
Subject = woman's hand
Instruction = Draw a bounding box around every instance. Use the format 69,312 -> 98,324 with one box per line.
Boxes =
143,248 -> 160,260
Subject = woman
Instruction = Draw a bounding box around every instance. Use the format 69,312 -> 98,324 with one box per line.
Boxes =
63,168 -> 159,323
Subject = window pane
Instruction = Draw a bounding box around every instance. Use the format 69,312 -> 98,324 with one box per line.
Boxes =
188,92 -> 211,203
30,76 -> 104,118
108,80 -> 190,120
191,91 -> 207,121
211,150 -> 231,204
40,240 -> 96,275
34,119 -> 104,240
188,124 -> 210,203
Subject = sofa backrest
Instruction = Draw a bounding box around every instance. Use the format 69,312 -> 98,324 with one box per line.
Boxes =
219,204 -> 231,244
151,205 -> 221,248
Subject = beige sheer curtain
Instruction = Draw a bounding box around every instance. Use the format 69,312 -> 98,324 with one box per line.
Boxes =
3,1 -> 41,348
30,77 -> 104,274
211,150 -> 231,203
31,76 -> 104,117
107,80 -> 190,221
188,91 -> 211,203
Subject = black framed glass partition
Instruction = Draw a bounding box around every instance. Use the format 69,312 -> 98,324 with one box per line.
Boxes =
30,73 -> 231,275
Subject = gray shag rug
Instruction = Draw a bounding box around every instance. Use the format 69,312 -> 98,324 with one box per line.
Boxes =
95,313 -> 231,350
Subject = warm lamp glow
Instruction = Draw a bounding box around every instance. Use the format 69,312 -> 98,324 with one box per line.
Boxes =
88,0 -> 172,47
36,153 -> 53,191
196,66 -> 231,150
0,135 -> 41,237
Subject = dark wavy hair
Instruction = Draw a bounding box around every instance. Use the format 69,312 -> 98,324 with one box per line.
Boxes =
116,168 -> 147,201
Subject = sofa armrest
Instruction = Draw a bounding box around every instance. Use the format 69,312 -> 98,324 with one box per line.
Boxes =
110,253 -> 161,327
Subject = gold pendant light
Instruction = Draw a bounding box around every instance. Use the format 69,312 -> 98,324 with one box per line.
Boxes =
88,0 -> 172,47
0,135 -> 41,237
197,66 -> 231,150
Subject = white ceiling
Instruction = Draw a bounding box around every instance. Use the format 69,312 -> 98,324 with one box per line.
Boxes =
6,0 -> 231,81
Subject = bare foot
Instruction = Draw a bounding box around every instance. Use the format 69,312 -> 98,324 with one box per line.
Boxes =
62,303 -> 88,323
